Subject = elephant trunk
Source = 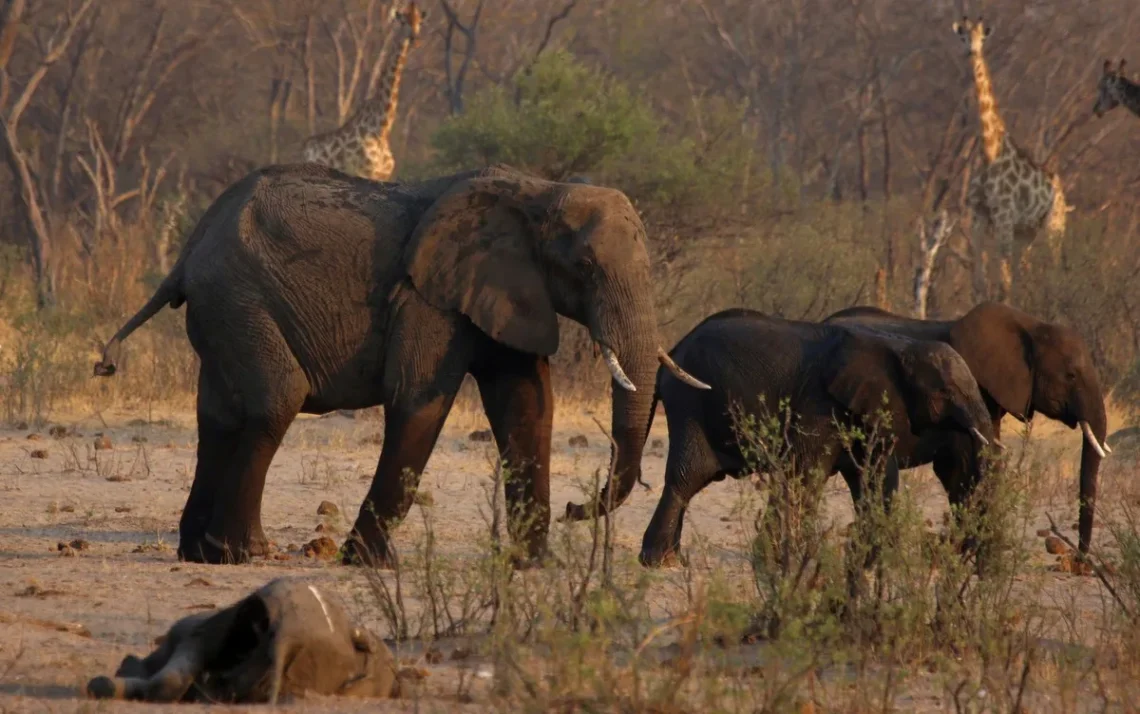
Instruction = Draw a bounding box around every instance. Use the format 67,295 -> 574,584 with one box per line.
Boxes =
564,283 -> 662,521
1075,389 -> 1108,554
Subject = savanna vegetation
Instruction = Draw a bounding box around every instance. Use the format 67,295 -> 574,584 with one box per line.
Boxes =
3,1 -> 1140,710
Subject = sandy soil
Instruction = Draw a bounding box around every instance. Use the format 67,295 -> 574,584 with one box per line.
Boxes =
0,398 -> 1124,712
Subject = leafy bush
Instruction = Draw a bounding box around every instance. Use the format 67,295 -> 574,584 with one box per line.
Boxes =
430,51 -> 755,213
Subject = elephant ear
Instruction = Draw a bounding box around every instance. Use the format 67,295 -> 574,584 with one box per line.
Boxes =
823,331 -> 912,436
403,177 -> 560,356
949,302 -> 1033,418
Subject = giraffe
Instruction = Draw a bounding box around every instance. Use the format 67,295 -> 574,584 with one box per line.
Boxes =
1094,59 -> 1140,118
953,17 -> 1071,302
301,2 -> 425,181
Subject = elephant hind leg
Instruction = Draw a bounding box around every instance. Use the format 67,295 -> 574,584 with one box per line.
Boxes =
182,315 -> 309,565
472,350 -> 553,566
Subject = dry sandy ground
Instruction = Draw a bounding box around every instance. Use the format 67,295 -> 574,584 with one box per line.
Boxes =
0,397 -> 1127,713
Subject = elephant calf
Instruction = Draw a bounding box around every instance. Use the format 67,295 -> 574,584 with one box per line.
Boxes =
86,577 -> 398,704
639,309 -> 997,567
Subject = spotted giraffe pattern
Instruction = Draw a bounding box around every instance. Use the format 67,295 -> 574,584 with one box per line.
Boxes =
302,3 -> 424,181
954,17 -> 1070,300
1094,59 -> 1140,119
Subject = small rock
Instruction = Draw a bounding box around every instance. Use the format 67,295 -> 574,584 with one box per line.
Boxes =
60,504 -> 75,513
170,566 -> 181,572
425,647 -> 444,664
451,647 -> 472,661
188,577 -> 213,587
286,543 -> 299,552
115,506 -> 132,513
131,435 -> 148,443
316,500 -> 339,517
302,536 -> 339,560
719,516 -> 731,522
14,421 -> 28,430
1052,553 -> 1094,577
1036,528 -> 1051,538
105,474 -> 130,483
68,539 -> 89,551
568,434 -> 589,448
1072,523 -> 1079,531
397,666 -> 430,681
26,433 -> 41,441
48,425 -> 68,438
468,429 -> 492,443
1044,535 -> 1068,555
651,439 -> 664,449
94,435 -> 113,451
30,449 -> 48,459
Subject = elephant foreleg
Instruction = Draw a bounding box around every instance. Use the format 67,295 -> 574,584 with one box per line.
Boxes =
473,351 -> 553,567
344,389 -> 462,568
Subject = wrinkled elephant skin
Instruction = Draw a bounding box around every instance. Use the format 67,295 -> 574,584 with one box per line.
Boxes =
639,309 -> 995,567
94,164 -> 704,566
827,302 -> 1109,554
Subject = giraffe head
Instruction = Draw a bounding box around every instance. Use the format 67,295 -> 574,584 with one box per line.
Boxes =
952,16 -> 991,56
389,2 -> 426,47
1094,59 -> 1127,117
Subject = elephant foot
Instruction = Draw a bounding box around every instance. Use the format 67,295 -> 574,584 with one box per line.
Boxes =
177,531 -> 267,565
638,546 -> 686,569
339,534 -> 398,569
508,548 -> 551,571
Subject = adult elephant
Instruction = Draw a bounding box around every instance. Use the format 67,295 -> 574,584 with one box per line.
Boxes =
638,309 -> 997,567
94,163 -> 708,567
826,302 -> 1109,554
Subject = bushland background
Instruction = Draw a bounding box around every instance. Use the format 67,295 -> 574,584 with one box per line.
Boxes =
1,0 -> 1139,422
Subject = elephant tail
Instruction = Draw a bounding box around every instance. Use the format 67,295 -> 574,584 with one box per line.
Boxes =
94,263 -> 186,378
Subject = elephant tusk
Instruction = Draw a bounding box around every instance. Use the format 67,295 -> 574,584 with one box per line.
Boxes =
601,345 -> 636,392
657,347 -> 711,390
1081,421 -> 1108,458
969,427 -> 990,447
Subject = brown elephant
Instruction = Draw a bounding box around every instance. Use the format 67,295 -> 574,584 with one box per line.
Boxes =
826,302 -> 1110,553
86,577 -> 398,703
637,309 -> 996,567
94,163 -> 707,566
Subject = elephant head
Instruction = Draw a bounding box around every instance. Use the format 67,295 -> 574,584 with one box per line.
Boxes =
402,172 -> 707,523
87,578 -> 398,703
949,302 -> 1108,553
824,331 -> 996,449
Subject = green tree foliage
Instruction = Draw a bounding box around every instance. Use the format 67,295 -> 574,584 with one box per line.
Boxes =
430,51 -> 755,212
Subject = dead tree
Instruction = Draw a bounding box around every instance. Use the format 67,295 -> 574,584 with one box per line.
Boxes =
0,0 -> 96,308
913,210 -> 954,319
439,0 -> 484,115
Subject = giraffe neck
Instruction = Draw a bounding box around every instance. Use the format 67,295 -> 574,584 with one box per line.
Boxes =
363,34 -> 413,142
968,51 -> 1007,163
1114,74 -> 1140,117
